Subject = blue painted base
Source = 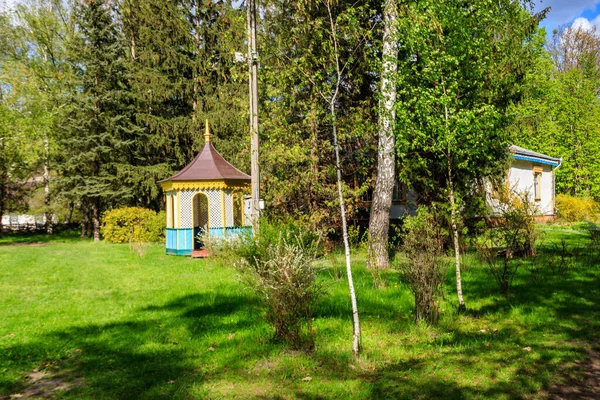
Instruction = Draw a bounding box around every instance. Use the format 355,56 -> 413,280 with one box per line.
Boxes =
165,226 -> 252,256
166,248 -> 192,256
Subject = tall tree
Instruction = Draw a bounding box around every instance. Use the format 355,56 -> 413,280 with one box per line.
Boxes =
118,0 -> 247,209
59,0 -> 136,240
367,0 -> 398,270
396,0 -> 544,310
259,0 -> 378,230
0,0 -> 76,232
512,26 -> 600,199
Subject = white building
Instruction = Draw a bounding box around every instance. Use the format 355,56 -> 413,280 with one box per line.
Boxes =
376,145 -> 562,220
501,145 -> 562,216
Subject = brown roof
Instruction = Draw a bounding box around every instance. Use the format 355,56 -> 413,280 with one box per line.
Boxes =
161,142 -> 250,182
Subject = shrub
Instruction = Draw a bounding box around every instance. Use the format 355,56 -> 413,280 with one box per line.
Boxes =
232,219 -> 325,350
477,190 -> 539,295
398,207 -> 446,325
229,217 -> 325,267
101,207 -> 165,244
556,194 -> 599,222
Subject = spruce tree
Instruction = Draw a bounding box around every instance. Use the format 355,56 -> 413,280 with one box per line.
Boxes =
59,0 -> 137,240
119,0 -> 247,209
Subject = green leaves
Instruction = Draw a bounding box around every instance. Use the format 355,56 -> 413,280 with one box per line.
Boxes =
396,0 -> 535,203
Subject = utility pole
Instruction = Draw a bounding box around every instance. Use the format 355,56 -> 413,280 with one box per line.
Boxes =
247,0 -> 260,232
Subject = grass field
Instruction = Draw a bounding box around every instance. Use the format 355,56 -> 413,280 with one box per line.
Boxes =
0,227 -> 598,399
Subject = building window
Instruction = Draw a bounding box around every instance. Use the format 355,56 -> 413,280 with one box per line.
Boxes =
392,181 -> 407,203
533,167 -> 542,201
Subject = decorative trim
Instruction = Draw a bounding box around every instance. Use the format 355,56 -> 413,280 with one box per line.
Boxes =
160,180 -> 250,191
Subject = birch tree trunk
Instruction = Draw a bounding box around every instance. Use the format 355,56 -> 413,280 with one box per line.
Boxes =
325,2 -> 361,358
444,99 -> 466,311
368,0 -> 398,270
447,163 -> 466,311
331,101 -> 361,359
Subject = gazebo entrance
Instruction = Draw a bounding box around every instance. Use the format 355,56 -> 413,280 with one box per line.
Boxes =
192,192 -> 209,249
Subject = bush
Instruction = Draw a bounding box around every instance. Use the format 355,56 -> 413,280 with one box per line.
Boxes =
230,219 -> 325,350
226,217 -> 324,267
101,207 -> 165,244
477,190 -> 539,295
398,207 -> 446,325
556,194 -> 599,222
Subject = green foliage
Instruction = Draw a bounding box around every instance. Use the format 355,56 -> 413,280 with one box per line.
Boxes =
57,0 -> 141,230
119,0 -> 248,209
555,194 -> 599,222
101,207 -> 165,244
397,207 -> 447,324
0,0 -> 77,222
347,224 -> 368,249
259,1 -> 378,228
396,0 -> 541,204
224,218 -> 326,349
226,218 -> 325,268
511,26 -> 600,200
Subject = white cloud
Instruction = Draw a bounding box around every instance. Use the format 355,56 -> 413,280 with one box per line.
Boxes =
571,15 -> 600,30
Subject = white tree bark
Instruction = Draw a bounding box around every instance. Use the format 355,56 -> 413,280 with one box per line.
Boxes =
326,3 -> 361,358
447,163 -> 466,311
368,0 -> 398,270
444,100 -> 466,311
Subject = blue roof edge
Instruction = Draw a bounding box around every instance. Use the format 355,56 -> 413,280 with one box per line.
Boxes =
513,154 -> 559,167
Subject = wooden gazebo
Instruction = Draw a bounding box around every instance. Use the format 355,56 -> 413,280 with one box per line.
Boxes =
159,121 -> 251,256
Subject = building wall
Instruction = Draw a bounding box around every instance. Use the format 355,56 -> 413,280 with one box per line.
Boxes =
388,158 -> 556,220
507,160 -> 554,215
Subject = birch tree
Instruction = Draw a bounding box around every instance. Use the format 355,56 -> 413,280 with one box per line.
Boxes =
271,0 -> 371,358
367,0 -> 397,271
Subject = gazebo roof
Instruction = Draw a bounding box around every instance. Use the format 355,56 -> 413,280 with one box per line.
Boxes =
160,121 -> 250,183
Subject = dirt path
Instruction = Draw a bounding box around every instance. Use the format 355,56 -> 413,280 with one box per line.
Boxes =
548,346 -> 600,400
1,369 -> 82,400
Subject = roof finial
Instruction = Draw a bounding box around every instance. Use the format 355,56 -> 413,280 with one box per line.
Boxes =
204,119 -> 212,143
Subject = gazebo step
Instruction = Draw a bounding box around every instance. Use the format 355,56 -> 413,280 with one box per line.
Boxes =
191,249 -> 210,258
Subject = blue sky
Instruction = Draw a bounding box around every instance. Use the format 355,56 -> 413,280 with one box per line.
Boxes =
535,0 -> 600,32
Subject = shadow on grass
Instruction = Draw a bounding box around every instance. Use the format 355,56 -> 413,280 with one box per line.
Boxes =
2,234 -> 598,399
0,292 -> 267,399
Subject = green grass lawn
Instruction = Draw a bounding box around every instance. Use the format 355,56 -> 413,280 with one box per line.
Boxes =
0,228 -> 598,399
